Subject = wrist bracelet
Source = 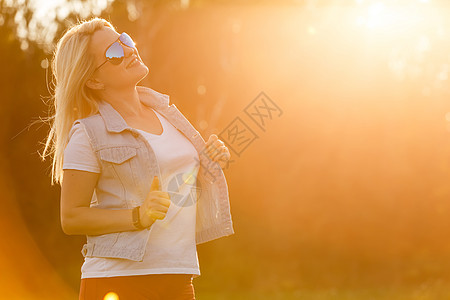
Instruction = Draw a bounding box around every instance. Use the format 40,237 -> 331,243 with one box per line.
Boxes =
132,206 -> 146,229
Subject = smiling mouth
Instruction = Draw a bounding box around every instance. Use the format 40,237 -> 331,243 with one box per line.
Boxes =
127,57 -> 140,68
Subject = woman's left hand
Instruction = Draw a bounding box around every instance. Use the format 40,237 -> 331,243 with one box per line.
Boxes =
204,134 -> 231,169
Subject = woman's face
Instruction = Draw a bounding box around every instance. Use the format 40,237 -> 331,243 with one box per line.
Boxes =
87,26 -> 149,91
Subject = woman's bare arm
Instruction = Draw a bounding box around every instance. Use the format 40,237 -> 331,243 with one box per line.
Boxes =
60,169 -> 138,236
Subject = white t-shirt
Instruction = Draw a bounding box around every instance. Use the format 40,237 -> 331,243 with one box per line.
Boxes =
63,109 -> 201,279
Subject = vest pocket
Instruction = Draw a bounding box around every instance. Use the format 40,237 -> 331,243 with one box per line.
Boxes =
97,146 -> 140,209
99,146 -> 137,164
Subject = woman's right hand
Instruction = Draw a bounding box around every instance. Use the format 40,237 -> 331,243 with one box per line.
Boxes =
139,176 -> 171,228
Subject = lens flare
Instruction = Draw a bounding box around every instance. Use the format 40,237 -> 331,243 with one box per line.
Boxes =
103,291 -> 119,300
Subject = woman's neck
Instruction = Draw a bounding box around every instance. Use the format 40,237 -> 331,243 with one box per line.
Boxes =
100,86 -> 145,119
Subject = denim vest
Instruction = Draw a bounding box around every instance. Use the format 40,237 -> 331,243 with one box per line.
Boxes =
71,86 -> 235,262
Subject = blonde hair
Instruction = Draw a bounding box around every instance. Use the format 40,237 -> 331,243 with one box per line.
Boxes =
40,17 -> 117,185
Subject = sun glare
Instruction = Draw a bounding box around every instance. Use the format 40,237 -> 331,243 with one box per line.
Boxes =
103,292 -> 119,300
355,0 -> 431,32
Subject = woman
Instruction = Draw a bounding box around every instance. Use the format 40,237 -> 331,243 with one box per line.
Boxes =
42,17 -> 235,300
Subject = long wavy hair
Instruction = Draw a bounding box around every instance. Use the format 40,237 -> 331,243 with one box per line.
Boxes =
40,17 -> 116,185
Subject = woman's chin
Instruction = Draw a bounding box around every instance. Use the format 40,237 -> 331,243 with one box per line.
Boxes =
139,65 -> 149,76
127,64 -> 149,79
135,66 -> 149,83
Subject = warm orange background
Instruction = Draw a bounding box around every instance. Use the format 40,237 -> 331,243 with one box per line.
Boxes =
3,0 -> 450,299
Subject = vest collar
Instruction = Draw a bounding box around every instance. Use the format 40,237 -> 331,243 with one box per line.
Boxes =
97,86 -> 170,133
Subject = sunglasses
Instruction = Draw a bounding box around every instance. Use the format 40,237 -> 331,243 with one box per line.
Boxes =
94,32 -> 137,71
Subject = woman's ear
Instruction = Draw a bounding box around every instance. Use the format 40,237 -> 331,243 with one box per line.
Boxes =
85,78 -> 104,90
